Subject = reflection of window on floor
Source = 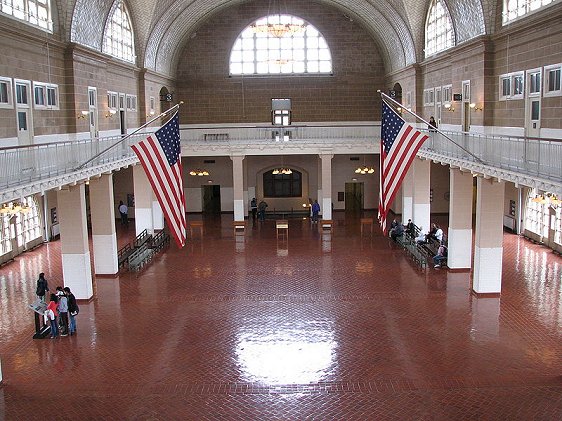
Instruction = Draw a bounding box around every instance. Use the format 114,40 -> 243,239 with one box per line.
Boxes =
263,170 -> 302,197
554,207 -> 561,246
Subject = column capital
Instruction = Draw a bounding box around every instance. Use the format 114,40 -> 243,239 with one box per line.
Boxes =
230,153 -> 245,160
319,152 -> 334,160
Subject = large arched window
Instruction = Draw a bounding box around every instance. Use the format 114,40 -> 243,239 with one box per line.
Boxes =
503,0 -> 557,24
230,15 -> 332,75
103,1 -> 135,63
0,195 -> 42,257
425,0 -> 454,58
1,0 -> 52,31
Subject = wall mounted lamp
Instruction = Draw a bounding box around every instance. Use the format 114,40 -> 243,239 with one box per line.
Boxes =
146,110 -> 156,118
469,103 -> 483,111
444,103 -> 455,112
77,110 -> 89,119
105,109 -> 117,118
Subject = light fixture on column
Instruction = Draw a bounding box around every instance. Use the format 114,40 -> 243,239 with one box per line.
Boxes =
469,103 -> 483,111
251,0 -> 306,38
354,156 -> 375,175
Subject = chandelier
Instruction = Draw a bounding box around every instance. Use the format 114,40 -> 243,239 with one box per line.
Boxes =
354,156 -> 376,175
251,0 -> 306,38
272,167 -> 292,175
189,169 -> 210,177
0,201 -> 31,217
532,192 -> 560,209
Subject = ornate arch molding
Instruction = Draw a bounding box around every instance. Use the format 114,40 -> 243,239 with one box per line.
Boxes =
145,0 -> 417,76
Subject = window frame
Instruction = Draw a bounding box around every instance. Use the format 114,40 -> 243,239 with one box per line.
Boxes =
0,0 -> 53,32
544,63 -> 562,97
126,94 -> 137,112
424,0 -> 455,58
107,91 -> 118,110
14,79 -> 30,108
442,84 -> 452,103
499,71 -> 524,101
102,0 -> 136,63
503,0 -> 558,25
0,76 -> 13,109
33,81 -> 59,110
423,88 -> 435,106
527,68 -> 542,97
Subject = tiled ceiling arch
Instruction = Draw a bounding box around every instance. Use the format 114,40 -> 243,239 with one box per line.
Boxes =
69,0 -> 490,76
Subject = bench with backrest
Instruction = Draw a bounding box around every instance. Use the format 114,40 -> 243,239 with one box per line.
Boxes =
134,229 -> 153,248
128,243 -> 155,272
118,243 -> 134,268
150,230 -> 170,253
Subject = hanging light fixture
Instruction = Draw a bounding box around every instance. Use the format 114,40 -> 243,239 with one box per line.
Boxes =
272,155 -> 293,175
251,0 -> 306,38
354,156 -> 375,175
532,192 -> 560,209
0,201 -> 31,217
188,169 -> 210,177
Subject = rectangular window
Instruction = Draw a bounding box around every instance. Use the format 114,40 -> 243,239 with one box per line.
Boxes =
107,91 -> 117,109
501,77 -> 511,97
119,93 -> 125,110
88,88 -> 97,107
405,91 -> 412,108
442,85 -> 452,103
513,74 -> 524,96
0,77 -> 12,108
544,64 -> 562,96
33,82 -> 58,109
149,96 -> 155,113
272,109 -> 290,125
16,82 -> 28,105
423,88 -> 434,106
34,85 -> 45,106
529,71 -> 541,95
126,94 -> 137,111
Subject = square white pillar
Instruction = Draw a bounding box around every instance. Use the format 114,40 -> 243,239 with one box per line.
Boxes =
320,153 -> 333,220
231,155 -> 245,221
401,169 -> 413,223
412,158 -> 431,232
448,169 -> 473,269
133,165 -> 154,235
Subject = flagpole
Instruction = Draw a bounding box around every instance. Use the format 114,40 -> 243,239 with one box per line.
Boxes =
377,90 -> 483,164
74,101 -> 183,170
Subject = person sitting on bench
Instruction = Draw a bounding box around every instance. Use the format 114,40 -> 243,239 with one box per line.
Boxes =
433,243 -> 448,268
390,220 -> 404,241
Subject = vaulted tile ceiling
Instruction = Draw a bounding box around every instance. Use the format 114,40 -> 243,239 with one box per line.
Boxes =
66,0 -> 495,76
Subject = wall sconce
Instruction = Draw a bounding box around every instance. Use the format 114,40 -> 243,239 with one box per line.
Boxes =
469,103 -> 483,111
105,109 -> 117,118
396,107 -> 403,114
77,110 -> 89,119
146,110 -> 156,118
444,103 -> 455,112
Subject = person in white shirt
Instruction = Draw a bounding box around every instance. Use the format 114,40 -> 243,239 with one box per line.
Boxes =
118,200 -> 128,226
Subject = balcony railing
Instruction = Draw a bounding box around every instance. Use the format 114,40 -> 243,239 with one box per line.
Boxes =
0,124 -> 561,196
420,130 -> 562,184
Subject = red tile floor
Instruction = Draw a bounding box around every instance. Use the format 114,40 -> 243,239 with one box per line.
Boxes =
0,212 -> 561,420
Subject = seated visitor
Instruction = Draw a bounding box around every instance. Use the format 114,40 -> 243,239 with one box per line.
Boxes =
433,244 -> 448,268
390,221 -> 404,241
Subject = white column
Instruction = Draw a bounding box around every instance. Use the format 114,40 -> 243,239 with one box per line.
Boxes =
412,158 -> 431,232
401,169 -> 413,223
57,184 -> 93,300
448,169 -> 473,269
133,164 -> 154,235
320,153 -> 333,220
152,201 -> 164,230
473,177 -> 505,294
89,174 -> 118,275
231,155 -> 245,221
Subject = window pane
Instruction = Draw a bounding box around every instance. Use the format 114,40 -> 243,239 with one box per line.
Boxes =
34,86 -> 45,105
0,83 -> 8,103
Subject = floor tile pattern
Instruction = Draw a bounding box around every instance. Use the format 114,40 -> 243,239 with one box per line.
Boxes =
0,213 -> 561,420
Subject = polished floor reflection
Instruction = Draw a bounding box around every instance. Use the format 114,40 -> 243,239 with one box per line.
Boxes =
0,213 -> 561,420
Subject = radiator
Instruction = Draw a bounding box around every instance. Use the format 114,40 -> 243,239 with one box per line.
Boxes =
503,215 -> 515,231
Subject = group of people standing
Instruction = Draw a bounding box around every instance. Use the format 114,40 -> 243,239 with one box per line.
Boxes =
250,198 -> 321,222
36,273 -> 79,338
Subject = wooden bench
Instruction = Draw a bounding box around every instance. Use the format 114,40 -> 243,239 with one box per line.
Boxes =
127,244 -> 155,272
189,221 -> 204,238
276,219 -> 289,239
232,220 -> 246,236
150,230 -> 170,252
134,229 -> 152,248
320,220 -> 333,232
360,218 -> 374,236
117,243 -> 134,268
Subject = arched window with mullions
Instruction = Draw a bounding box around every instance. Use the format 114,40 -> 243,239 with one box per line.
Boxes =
230,15 -> 332,75
424,0 -> 454,58
263,169 -> 302,197
103,1 -> 135,63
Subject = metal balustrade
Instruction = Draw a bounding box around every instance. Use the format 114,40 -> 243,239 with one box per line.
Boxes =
420,130 -> 562,184
1,125 -> 561,200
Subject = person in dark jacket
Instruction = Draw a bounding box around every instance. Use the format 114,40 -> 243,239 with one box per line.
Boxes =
36,273 -> 49,302
64,287 -> 79,335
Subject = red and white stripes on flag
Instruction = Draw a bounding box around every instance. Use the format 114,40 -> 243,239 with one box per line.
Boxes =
131,113 -> 187,247
378,101 -> 428,235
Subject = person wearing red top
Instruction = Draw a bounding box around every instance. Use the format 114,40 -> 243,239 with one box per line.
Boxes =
46,293 -> 59,338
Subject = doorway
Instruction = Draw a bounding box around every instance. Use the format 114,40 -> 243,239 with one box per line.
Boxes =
461,80 -> 471,132
15,80 -> 32,145
345,182 -> 364,213
525,69 -> 541,138
202,185 -> 221,213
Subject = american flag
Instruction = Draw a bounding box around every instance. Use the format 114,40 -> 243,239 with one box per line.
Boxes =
378,102 -> 428,234
131,113 -> 186,247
